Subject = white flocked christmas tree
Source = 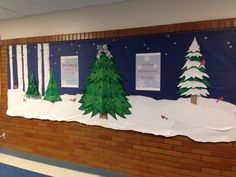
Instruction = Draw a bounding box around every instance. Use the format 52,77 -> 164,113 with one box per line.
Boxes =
178,37 -> 210,104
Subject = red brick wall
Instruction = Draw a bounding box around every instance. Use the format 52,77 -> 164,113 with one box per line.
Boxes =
0,18 -> 236,177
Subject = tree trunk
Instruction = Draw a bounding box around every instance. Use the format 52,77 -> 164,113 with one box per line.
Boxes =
191,95 -> 197,105
100,113 -> 108,119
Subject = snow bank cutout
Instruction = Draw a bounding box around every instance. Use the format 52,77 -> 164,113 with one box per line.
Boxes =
7,89 -> 236,143
7,36 -> 236,143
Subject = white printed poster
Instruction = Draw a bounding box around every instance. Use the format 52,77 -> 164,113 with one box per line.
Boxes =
61,56 -> 79,88
136,53 -> 161,91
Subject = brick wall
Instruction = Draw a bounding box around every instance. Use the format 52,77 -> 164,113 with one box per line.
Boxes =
0,18 -> 236,177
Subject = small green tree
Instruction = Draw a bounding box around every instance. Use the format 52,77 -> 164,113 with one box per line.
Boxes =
25,73 -> 41,99
44,69 -> 62,102
79,48 -> 131,119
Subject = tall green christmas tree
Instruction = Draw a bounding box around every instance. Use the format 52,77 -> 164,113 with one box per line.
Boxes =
25,73 -> 41,99
44,69 -> 62,102
79,44 -> 131,119
178,37 -> 210,104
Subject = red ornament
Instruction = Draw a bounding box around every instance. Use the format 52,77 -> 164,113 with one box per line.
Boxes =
199,59 -> 206,67
216,96 -> 224,102
70,98 -> 76,102
161,115 -> 168,120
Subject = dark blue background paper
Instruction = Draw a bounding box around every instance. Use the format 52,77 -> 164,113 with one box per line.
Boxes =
8,28 -> 236,104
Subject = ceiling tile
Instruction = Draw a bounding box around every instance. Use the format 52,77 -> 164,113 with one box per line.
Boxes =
0,7 -> 22,19
0,0 -> 130,20
31,0 -> 87,11
0,0 -> 52,15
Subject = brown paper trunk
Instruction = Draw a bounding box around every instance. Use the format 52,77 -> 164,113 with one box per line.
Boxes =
191,95 -> 197,105
100,113 -> 108,119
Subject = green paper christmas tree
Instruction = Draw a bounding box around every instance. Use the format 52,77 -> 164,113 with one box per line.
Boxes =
79,45 -> 131,119
44,69 -> 62,102
178,37 -> 210,104
25,73 -> 41,99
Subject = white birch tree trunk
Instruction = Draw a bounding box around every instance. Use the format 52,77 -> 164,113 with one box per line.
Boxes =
37,44 -> 42,95
43,43 -> 50,93
16,45 -> 23,91
8,45 -> 14,89
23,45 -> 28,91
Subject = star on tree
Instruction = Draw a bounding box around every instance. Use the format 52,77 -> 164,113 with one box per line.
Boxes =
79,44 -> 131,119
178,37 -> 210,104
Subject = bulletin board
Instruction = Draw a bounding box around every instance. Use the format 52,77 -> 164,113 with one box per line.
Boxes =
6,28 -> 236,142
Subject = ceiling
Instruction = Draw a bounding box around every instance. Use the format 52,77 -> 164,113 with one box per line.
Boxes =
0,0 -> 129,21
